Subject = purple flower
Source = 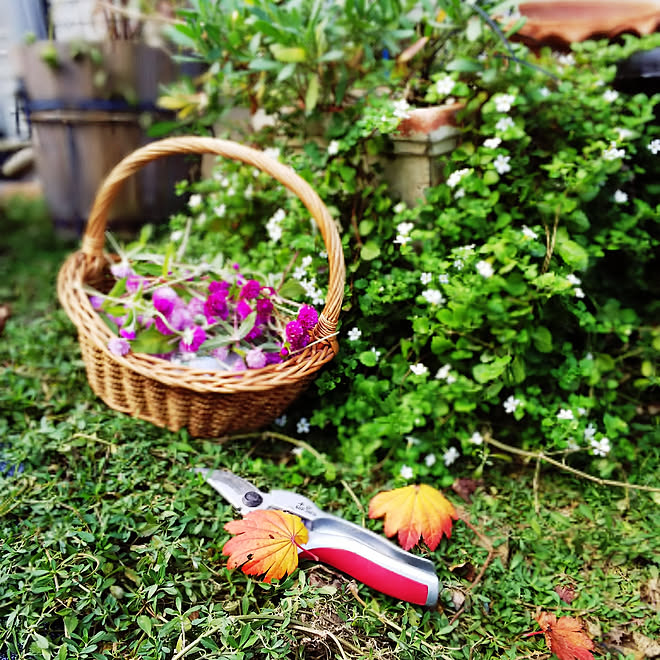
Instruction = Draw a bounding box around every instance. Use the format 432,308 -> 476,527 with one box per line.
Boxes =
246,324 -> 263,341
265,352 -> 284,365
89,295 -> 104,310
246,347 -> 267,369
169,305 -> 194,331
240,279 -> 261,300
236,299 -> 252,321
108,337 -> 130,356
256,297 -> 274,323
212,346 -> 229,361
107,313 -> 127,328
110,262 -> 134,279
126,273 -> 148,294
204,292 -> 228,322
286,320 -> 310,351
179,326 -> 207,352
119,327 -> 136,340
209,280 -> 230,295
187,297 -> 205,318
154,316 -> 174,335
297,305 -> 318,331
152,286 -> 180,316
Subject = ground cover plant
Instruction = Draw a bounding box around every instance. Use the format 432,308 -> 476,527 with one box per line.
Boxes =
1,16 -> 659,660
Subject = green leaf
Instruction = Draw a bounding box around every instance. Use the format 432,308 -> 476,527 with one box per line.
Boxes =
269,44 -> 307,63
556,229 -> 589,270
360,241 -> 381,261
64,616 -> 78,636
305,73 -> 320,113
236,311 -> 258,340
466,16 -> 482,42
359,350 -> 378,367
472,355 -> 511,383
532,326 -> 553,353
137,615 -> 152,636
34,633 -> 49,650
130,326 -> 175,354
279,279 -> 306,299
447,57 -> 482,72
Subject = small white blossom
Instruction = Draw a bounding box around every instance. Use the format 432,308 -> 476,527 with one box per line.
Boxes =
435,75 -> 455,95
602,143 -> 626,161
319,250 -> 327,258
424,453 -> 437,468
557,53 -> 576,67
539,87 -> 550,97
613,189 -> 628,204
438,274 -> 449,284
396,221 -> 414,236
274,414 -> 287,427
521,225 -> 538,239
301,255 -> 313,268
266,208 -> 286,242
470,431 -> 484,445
494,93 -> 515,112
483,137 -> 502,149
170,230 -> 184,242
476,260 -> 494,278
495,117 -> 515,132
327,140 -> 340,156
195,212 -> 207,227
454,188 -> 466,199
453,259 -> 464,270
422,289 -> 446,305
577,407 -> 587,416
214,204 -> 226,218
188,193 -> 203,209
393,202 -> 407,214
244,183 -> 254,198
400,464 -> 414,480
420,272 -> 433,285
493,154 -> 512,175
263,147 -> 280,161
574,287 -> 585,299
347,327 -> 362,341
584,423 -> 597,441
297,417 -> 310,434
410,363 -> 429,376
443,446 -> 460,466
504,395 -> 522,414
615,127 -> 635,140
557,409 -> 574,420
648,139 -> 660,155
590,436 -> 611,457
566,274 -> 582,286
406,435 -> 421,446
392,98 -> 411,119
447,168 -> 471,188
394,233 -> 411,246
291,446 -> 304,457
435,364 -> 452,380
370,347 -> 381,361
603,89 -> 619,103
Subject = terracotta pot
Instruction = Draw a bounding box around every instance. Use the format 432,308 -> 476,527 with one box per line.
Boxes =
514,1 -> 660,51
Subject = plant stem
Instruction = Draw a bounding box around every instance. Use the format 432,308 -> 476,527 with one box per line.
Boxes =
483,433 -> 660,493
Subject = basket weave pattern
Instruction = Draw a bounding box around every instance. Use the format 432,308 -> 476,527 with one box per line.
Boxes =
57,136 -> 345,437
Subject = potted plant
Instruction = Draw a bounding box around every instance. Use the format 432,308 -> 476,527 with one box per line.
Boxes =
15,0 -> 197,236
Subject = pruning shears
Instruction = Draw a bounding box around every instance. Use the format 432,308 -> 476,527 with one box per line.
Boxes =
194,468 -> 439,607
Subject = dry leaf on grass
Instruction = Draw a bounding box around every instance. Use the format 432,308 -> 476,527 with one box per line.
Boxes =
368,484 -> 457,551
529,612 -> 595,660
223,509 -> 308,583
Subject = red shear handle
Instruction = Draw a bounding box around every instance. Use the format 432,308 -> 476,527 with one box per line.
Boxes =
311,547 -> 432,605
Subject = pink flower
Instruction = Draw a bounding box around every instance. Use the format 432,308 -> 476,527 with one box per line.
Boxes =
126,273 -> 148,294
246,347 -> 267,369
286,320 -> 309,351
297,304 -> 318,331
110,262 -> 134,279
89,295 -> 104,310
240,279 -> 261,300
208,280 -> 230,295
108,337 -> 130,356
152,286 -> 180,316
204,292 -> 228,322
119,327 -> 136,340
256,297 -> 273,323
179,326 -> 207,352
236,299 -> 252,321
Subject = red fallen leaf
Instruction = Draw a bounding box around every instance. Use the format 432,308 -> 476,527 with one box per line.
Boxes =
527,612 -> 596,660
451,477 -> 483,503
555,585 -> 577,604
223,509 -> 308,583
368,484 -> 457,551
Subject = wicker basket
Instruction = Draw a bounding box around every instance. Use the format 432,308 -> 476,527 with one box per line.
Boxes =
57,136 -> 345,437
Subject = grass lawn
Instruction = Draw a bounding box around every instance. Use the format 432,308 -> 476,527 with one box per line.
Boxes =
1,197 -> 658,659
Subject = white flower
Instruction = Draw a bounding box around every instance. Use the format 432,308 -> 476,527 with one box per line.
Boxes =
347,327 -> 362,341
422,289 -> 446,305
396,221 -> 414,236
590,436 -> 611,457
447,168 -> 471,188
574,287 -> 585,299
393,202 -> 407,214
614,189 -> 628,203
424,453 -> 437,468
615,127 -> 635,140
263,147 -> 281,161
188,193 -> 203,209
266,208 -> 285,242
420,272 -> 433,285
454,188 -> 466,199
602,143 -> 626,161
648,139 -> 660,155
400,464 -> 414,480
394,233 -> 412,246
566,274 -> 581,286
483,137 -> 502,149
410,363 -> 429,376
170,230 -> 184,242
214,204 -> 226,218
327,140 -> 340,156
557,53 -> 575,67
291,446 -> 304,457
435,364 -> 451,380
476,260 -> 494,278
495,117 -> 515,132
443,447 -> 460,466
244,183 -> 254,199
493,154 -> 511,175
406,435 -> 420,446
370,347 -> 381,361
521,225 -> 538,239
539,87 -> 550,97
274,414 -> 287,427
392,98 -> 411,119
557,409 -> 574,420
319,250 -> 327,258
453,259 -> 464,270
438,274 -> 449,284
435,75 -> 455,96
470,431 -> 484,445
504,395 -> 522,414
494,93 -> 515,112
603,89 -> 619,103
297,417 -> 310,434
577,407 -> 587,417
301,255 -> 313,268
584,423 -> 597,440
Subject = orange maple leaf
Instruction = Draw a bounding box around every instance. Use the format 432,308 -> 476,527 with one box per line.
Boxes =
223,509 -> 309,583
530,612 -> 596,660
368,484 -> 457,551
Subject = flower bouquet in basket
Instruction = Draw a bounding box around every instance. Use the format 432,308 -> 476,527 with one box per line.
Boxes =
57,136 -> 345,437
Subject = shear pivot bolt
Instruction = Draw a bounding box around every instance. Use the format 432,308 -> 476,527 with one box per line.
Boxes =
243,491 -> 263,507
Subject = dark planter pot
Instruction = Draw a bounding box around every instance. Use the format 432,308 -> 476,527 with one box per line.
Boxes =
16,41 -> 198,236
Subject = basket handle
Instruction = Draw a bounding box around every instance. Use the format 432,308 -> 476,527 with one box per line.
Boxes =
81,136 -> 345,338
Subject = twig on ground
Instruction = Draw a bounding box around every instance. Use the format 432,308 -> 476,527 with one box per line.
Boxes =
484,433 -> 660,493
